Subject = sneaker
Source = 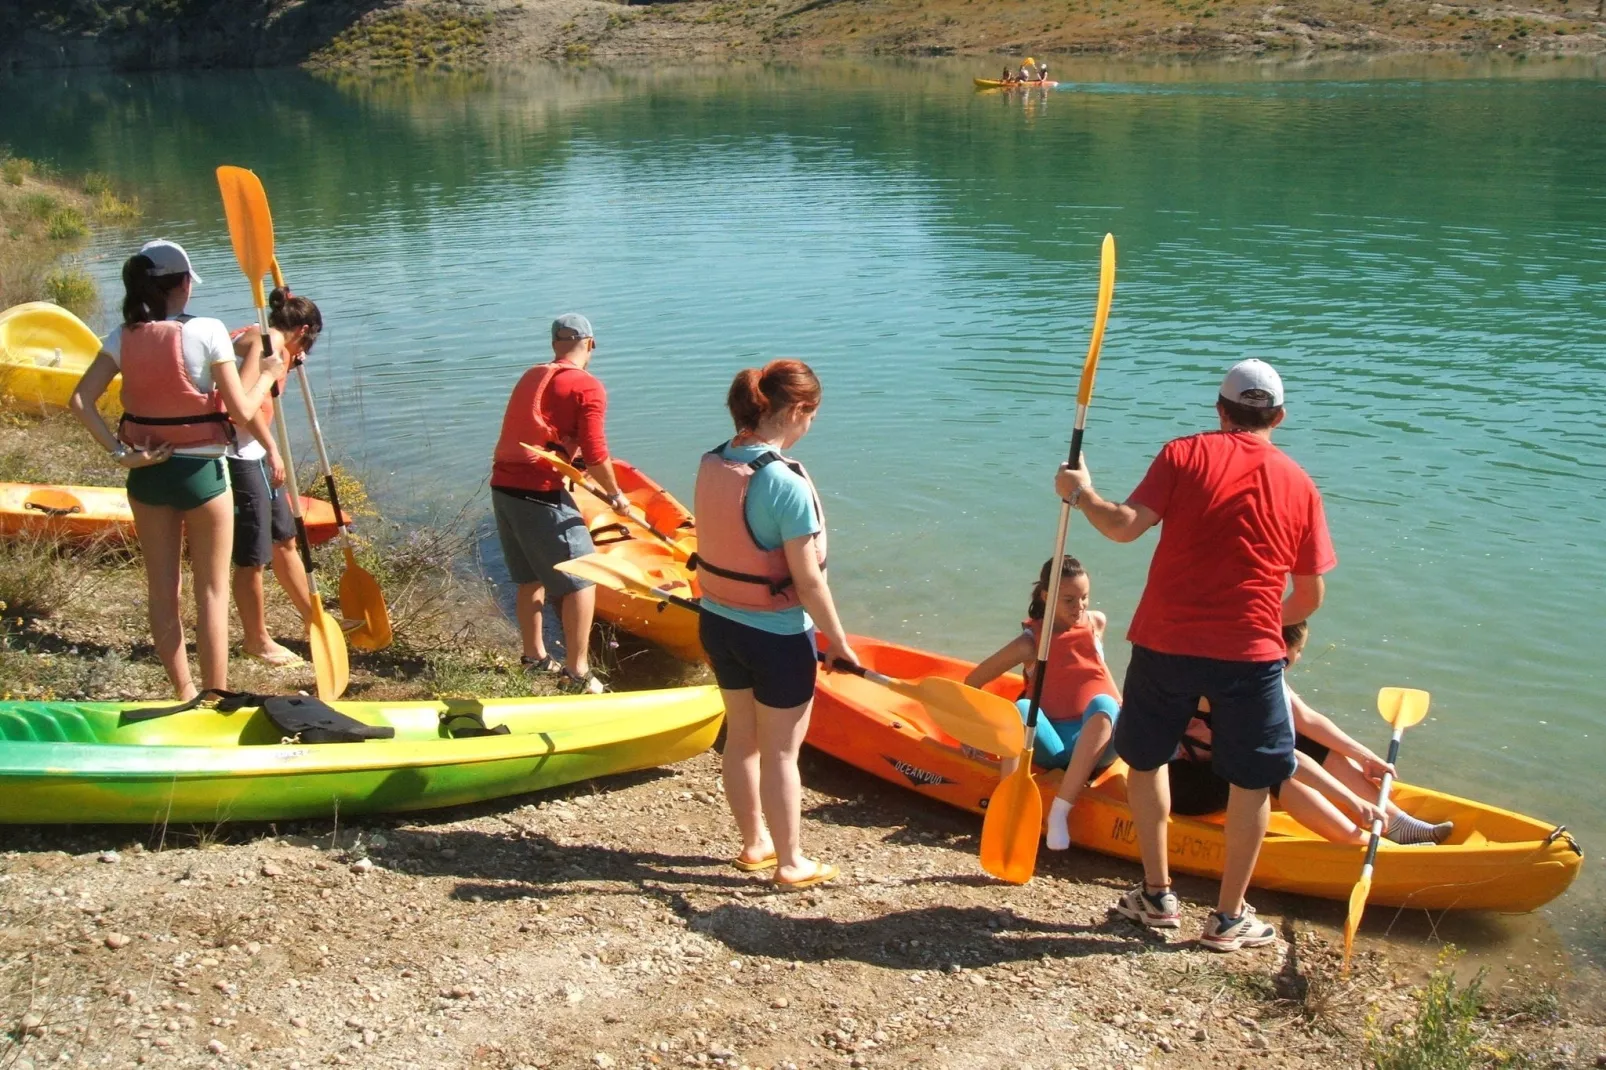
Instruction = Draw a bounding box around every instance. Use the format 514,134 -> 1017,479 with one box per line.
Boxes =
561,669 -> 607,695
1114,885 -> 1182,929
1199,904 -> 1277,952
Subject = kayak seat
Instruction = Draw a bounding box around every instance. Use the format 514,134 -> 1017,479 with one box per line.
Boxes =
0,704 -> 102,744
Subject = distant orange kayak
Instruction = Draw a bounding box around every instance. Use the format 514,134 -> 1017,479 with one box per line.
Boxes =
0,482 -> 346,546
974,78 -> 1059,89
571,459 -> 703,663
809,633 -> 1583,911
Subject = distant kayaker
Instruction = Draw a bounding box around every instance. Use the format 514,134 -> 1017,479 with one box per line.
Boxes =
1018,63 -> 1036,83
1053,358 -> 1337,953
692,359 -> 856,891
964,556 -> 1121,851
1168,622 -> 1453,846
226,287 -> 320,669
1001,67 -> 1015,84
1037,62 -> 1050,82
489,313 -> 629,694
68,239 -> 283,700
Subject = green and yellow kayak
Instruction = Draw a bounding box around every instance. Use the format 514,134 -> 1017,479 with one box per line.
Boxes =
0,687 -> 724,824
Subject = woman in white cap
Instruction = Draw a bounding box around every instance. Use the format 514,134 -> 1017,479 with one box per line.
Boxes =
70,239 -> 283,700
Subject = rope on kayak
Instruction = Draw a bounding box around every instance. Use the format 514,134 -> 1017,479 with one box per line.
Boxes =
1379,829 -> 1585,942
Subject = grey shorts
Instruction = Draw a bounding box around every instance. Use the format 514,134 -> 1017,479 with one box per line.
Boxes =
491,488 -> 596,597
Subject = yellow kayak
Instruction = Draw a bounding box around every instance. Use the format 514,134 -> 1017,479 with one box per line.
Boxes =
0,302 -> 118,411
974,78 -> 1060,89
0,482 -> 348,546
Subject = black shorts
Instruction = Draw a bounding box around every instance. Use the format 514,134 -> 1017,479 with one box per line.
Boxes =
698,610 -> 818,709
1114,644 -> 1296,791
1295,734 -> 1331,765
1168,759 -> 1231,816
228,457 -> 295,569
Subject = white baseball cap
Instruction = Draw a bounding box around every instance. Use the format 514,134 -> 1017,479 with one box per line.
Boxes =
137,239 -> 202,284
1219,359 -> 1284,408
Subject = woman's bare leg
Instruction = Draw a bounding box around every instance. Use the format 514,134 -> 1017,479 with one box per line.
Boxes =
184,492 -> 235,693
129,499 -> 193,700
719,688 -> 774,864
756,695 -> 818,882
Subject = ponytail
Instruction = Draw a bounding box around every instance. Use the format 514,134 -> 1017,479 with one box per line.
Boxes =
1026,556 -> 1086,621
120,255 -> 186,326
268,287 -> 323,334
726,359 -> 821,433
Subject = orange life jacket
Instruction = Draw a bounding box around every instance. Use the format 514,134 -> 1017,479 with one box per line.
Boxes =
117,320 -> 231,450
690,442 -> 827,613
490,362 -> 583,492
1023,616 -> 1119,722
227,325 -> 288,427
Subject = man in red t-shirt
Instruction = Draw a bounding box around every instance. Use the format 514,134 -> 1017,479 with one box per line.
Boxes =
489,314 -> 630,694
1054,359 -> 1337,953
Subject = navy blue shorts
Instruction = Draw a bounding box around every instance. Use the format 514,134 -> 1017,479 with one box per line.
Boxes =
698,610 -> 818,710
1114,645 -> 1295,791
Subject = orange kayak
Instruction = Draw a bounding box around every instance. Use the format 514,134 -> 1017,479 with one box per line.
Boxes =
571,460 -> 703,663
808,634 -> 1583,911
973,78 -> 1059,89
0,482 -> 347,547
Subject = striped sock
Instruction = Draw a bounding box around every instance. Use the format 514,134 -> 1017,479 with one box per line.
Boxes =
1385,813 -> 1453,845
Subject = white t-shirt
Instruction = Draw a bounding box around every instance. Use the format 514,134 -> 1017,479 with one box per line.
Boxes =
103,314 -> 235,458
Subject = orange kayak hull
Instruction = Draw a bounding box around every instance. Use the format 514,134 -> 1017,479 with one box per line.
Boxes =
572,459 -> 703,663
0,482 -> 346,547
973,79 -> 1060,89
809,634 -> 1583,912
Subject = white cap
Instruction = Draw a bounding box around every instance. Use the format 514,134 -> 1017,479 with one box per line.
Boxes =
137,239 -> 202,285
1219,358 -> 1284,408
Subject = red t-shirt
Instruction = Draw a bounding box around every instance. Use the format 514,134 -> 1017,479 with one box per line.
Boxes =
1126,431 -> 1336,662
489,362 -> 611,492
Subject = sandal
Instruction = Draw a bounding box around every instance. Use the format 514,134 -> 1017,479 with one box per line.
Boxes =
244,647 -> 304,669
774,860 -> 838,891
732,851 -> 778,873
561,669 -> 607,695
521,655 -> 564,675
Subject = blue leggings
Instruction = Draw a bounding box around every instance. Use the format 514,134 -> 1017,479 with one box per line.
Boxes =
1015,694 -> 1121,771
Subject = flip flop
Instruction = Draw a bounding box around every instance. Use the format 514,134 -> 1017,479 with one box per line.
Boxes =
732,851 -> 778,873
774,860 -> 838,891
244,647 -> 304,669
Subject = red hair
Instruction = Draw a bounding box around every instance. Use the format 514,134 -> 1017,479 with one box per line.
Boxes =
725,359 -> 821,433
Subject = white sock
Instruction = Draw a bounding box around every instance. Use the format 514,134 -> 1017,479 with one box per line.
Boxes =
1046,797 -> 1073,851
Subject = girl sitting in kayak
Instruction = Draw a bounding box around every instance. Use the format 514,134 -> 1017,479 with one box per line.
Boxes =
1169,622 -> 1453,845
964,557 -> 1120,851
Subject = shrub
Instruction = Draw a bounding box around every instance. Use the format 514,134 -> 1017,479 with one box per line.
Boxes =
82,171 -> 112,196
22,192 -> 60,220
1366,954 -> 1488,1070
46,207 -> 89,240
43,267 -> 97,320
0,531 -> 101,621
2,157 -> 32,186
93,189 -> 139,220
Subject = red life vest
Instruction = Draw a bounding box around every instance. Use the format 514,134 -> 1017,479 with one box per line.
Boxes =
1023,616 -> 1119,723
691,442 -> 827,613
117,320 -> 231,450
490,362 -> 584,492
227,325 -> 288,427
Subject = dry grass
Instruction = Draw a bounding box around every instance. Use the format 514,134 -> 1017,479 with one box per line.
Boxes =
0,150 -> 137,316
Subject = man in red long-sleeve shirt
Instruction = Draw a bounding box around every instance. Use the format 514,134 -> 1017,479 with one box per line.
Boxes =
490,314 -> 629,694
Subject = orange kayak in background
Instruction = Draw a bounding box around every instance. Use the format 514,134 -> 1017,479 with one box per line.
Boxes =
571,459 -> 703,663
0,482 -> 347,546
808,634 -> 1583,911
974,79 -> 1059,89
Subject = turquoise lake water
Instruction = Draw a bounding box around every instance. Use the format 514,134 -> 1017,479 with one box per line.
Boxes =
3,54 -> 1602,963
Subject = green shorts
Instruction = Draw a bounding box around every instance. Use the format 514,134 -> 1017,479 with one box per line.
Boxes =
126,455 -> 230,511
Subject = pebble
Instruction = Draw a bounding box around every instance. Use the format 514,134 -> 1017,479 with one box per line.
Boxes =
1192,1027 -> 1209,1042
104,932 -> 131,950
1158,1038 -> 1175,1053
289,1016 -> 308,1029
368,833 -> 389,850
350,858 -> 375,874
592,1054 -> 615,1069
439,848 -> 458,860
98,850 -> 120,863
1594,1053 -> 1606,1068
19,1012 -> 44,1035
207,1039 -> 226,1054
770,998 -> 790,1009
260,862 -> 283,878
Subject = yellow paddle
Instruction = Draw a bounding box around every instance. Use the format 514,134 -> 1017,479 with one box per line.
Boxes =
269,257 -> 393,652
553,554 -> 1026,758
216,165 -> 349,700
979,233 -> 1116,885
1342,685 -> 1431,973
520,443 -> 693,562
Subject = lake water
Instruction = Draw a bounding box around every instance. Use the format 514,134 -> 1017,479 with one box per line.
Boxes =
3,54 -> 1603,964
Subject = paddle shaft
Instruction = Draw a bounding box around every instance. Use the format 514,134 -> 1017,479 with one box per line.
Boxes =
254,315 -> 316,576
293,364 -> 356,552
1357,727 -> 1404,877
1021,407 -> 1091,740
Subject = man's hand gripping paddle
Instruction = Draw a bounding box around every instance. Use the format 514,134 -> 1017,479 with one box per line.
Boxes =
979,233 -> 1116,884
1342,686 -> 1431,973
553,554 -> 1024,757
216,165 -> 349,699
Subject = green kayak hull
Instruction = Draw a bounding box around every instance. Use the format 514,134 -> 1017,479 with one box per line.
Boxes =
0,687 -> 724,824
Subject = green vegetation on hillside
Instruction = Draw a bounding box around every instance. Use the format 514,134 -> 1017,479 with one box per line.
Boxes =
310,5 -> 495,68
0,151 -> 137,320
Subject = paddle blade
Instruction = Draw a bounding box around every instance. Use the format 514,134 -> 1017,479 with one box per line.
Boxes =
555,552 -> 657,596
216,165 -> 274,309
1076,234 -> 1117,407
888,677 -> 1025,758
979,761 -> 1042,884
1378,687 -> 1431,730
1342,869 -> 1373,972
306,594 -> 350,700
522,443 -> 588,484
340,545 -> 393,652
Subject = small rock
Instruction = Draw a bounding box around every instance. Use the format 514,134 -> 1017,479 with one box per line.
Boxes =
1158,1038 -> 1175,1053
104,932 -> 132,950
260,862 -> 283,878
362,1029 -> 377,1046
592,1054 -> 615,1069
289,1016 -> 308,1029
770,998 -> 790,1009
245,941 -> 261,955
1248,1036 -> 1268,1050
439,848 -> 458,860
368,833 -> 389,850
350,858 -> 374,874
206,1039 -> 226,1054
19,1012 -> 44,1035
1192,1027 -> 1209,1042
99,850 -> 120,863
1595,1054 -> 1606,1069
